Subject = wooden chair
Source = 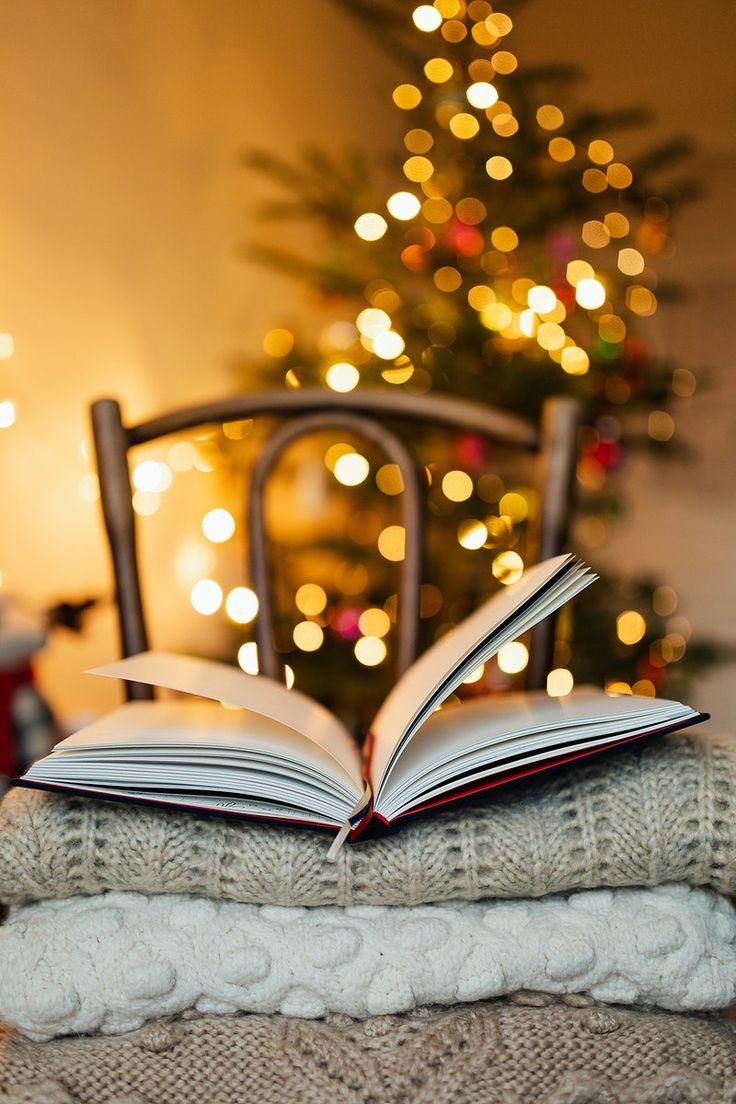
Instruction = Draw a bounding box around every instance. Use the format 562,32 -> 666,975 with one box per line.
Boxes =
91,390 -> 580,700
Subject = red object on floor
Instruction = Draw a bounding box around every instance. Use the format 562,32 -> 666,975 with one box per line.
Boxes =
0,663 -> 33,776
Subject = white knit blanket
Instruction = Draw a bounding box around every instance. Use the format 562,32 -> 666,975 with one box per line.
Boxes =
1,885 -> 734,1040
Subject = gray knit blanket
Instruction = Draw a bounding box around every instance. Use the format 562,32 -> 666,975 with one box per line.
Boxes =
2,1000 -> 736,1104
2,732 -> 734,907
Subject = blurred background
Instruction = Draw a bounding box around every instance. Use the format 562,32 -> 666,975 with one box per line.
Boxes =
0,0 -> 734,753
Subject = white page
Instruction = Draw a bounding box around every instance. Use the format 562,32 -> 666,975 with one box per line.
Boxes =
29,699 -> 361,800
369,554 -> 590,794
377,688 -> 699,818
88,652 -> 363,789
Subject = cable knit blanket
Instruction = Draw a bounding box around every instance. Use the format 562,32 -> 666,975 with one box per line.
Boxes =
2,1000 -> 736,1104
2,732 -> 735,908
1,886 -> 734,1040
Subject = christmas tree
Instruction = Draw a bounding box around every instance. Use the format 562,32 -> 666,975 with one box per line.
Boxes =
216,0 -> 725,731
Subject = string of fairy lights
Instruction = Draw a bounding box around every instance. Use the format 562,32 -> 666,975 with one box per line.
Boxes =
68,0 -> 696,704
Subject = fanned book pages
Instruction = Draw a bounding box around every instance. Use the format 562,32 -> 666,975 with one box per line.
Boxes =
18,555 -> 707,857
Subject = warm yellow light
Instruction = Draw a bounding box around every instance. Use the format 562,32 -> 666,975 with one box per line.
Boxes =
536,104 -> 564,130
497,640 -> 529,674
0,401 -> 16,429
132,460 -> 161,492
404,155 -> 434,182
492,550 -> 524,584
607,162 -> 633,188
354,213 -> 388,241
175,542 -> 216,588
237,641 -> 259,675
324,442 -> 353,472
334,452 -> 370,486
393,83 -> 422,109
354,635 -> 387,666
296,583 -> 327,616
575,278 -> 606,310
457,518 -> 488,549
442,469 -> 473,501
433,267 -> 461,293
617,248 -> 645,275
549,137 -> 575,162
293,621 -> 324,652
560,346 -> 590,375
653,586 -> 678,616
467,81 -> 498,108
648,410 -> 675,442
356,308 -> 390,337
582,220 -> 610,249
378,525 -> 406,561
490,226 -> 518,251
405,127 -> 433,153
202,508 -> 236,543
371,331 -> 404,360
423,196 -> 453,223
132,491 -> 160,516
607,681 -> 632,695
492,112 -> 519,137
588,140 -> 614,164
527,285 -> 556,314
498,492 -> 528,522
616,609 -> 647,645
449,112 -> 480,139
359,607 -> 391,637
462,663 -> 485,684
536,322 -> 566,351
599,314 -> 626,343
583,168 -> 608,193
566,259 -> 594,287
0,334 -> 14,359
225,586 -> 258,624
491,49 -> 517,73
78,473 -> 100,502
325,362 -> 360,392
468,285 -> 496,311
632,679 -> 656,697
547,668 -> 574,697
376,463 -> 405,495
519,309 -> 537,337
604,212 -> 630,238
190,579 -> 223,615
487,11 -> 513,35
223,419 -> 252,441
485,155 -> 513,179
387,191 -> 421,220
626,285 -> 657,316
481,302 -> 513,330
424,57 -> 454,83
262,328 -> 294,357
412,4 -> 442,31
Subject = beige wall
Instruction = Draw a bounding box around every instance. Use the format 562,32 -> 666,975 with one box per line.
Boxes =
0,0 -> 734,727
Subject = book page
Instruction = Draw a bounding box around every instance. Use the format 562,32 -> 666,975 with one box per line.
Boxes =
375,688 -> 701,819
89,651 -> 364,788
368,555 -> 593,797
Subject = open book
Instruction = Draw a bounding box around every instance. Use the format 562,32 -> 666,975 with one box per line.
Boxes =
19,555 -> 706,856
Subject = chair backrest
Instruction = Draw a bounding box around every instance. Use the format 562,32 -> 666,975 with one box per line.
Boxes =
91,389 -> 579,700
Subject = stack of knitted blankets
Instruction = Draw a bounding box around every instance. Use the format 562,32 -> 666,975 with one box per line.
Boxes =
1,730 -> 736,1102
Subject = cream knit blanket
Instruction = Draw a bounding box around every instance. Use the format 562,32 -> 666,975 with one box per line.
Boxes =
3,1001 -> 736,1104
1,886 -> 734,1039
1,732 -> 734,907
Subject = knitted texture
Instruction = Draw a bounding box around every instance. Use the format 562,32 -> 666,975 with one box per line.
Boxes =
2,732 -> 734,908
2,886 -> 734,1040
2,1001 -> 736,1104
